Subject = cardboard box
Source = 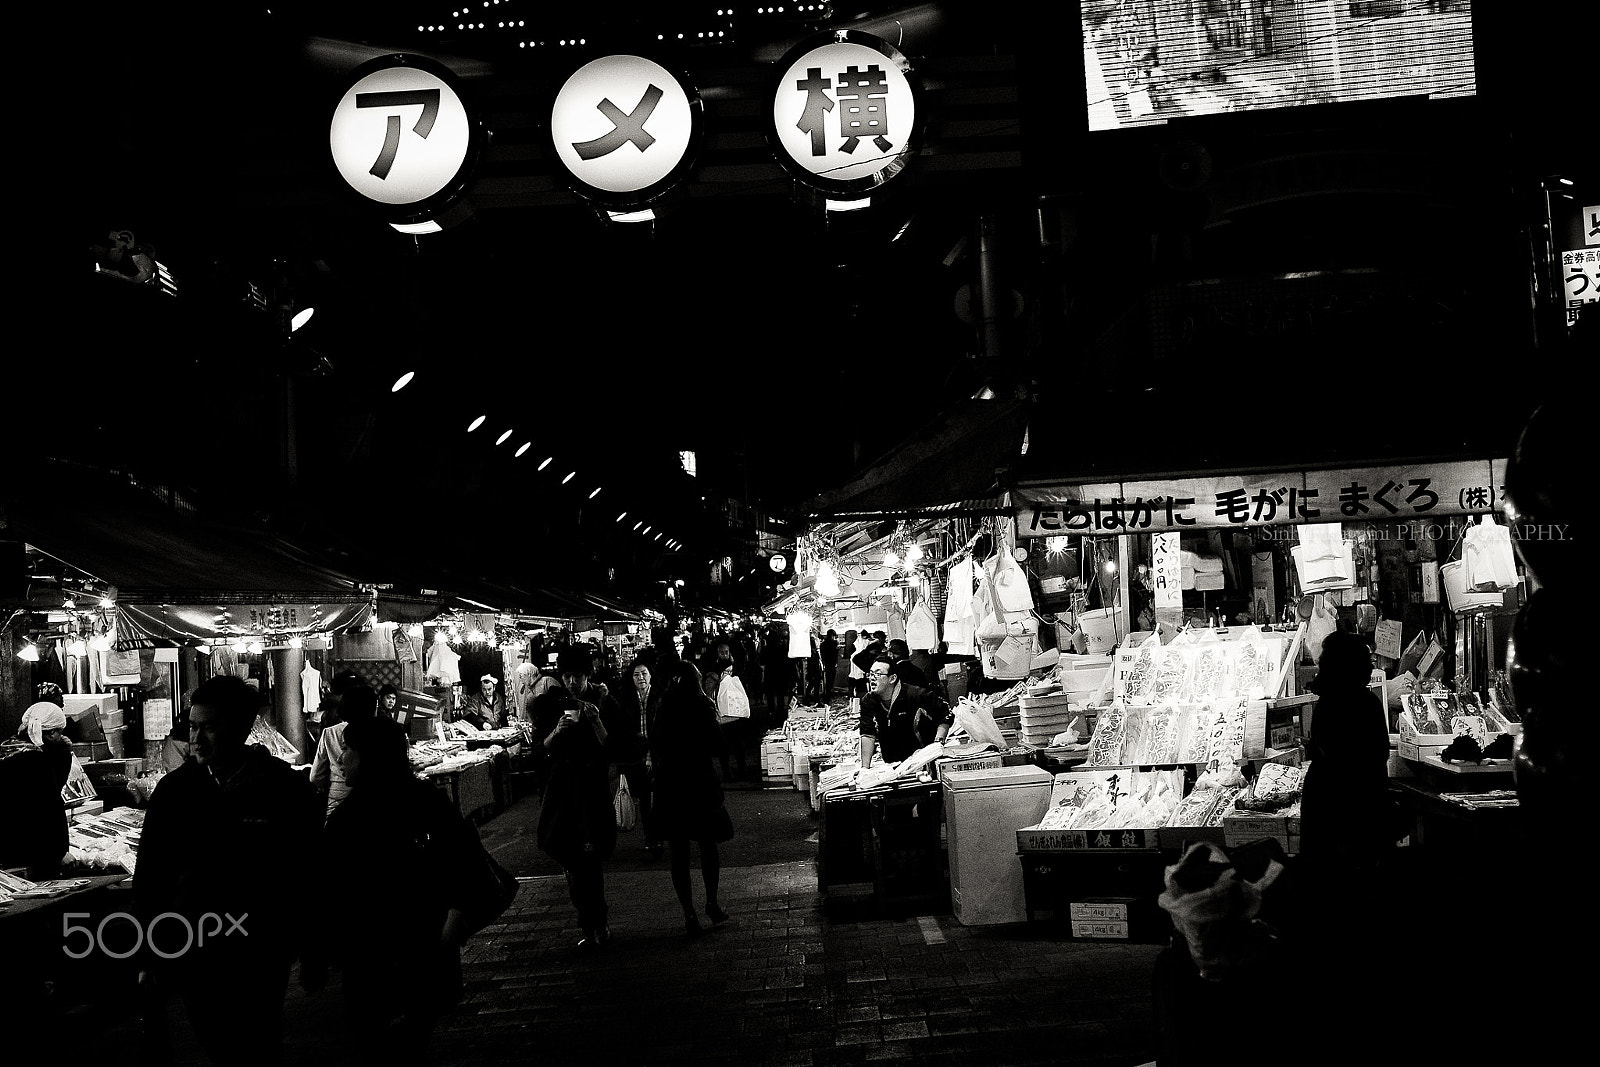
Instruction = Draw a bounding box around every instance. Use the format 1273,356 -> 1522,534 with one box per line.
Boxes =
71,741 -> 114,762
1017,826 -> 1161,852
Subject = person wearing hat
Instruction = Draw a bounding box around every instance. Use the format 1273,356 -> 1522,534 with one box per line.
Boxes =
459,673 -> 508,730
0,702 -> 74,879
529,646 -> 617,949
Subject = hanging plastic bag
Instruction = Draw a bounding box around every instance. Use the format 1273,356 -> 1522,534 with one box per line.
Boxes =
1462,514 -> 1518,591
990,543 -> 1036,614
614,774 -> 638,832
906,599 -> 940,651
716,673 -> 751,723
1304,594 -> 1337,666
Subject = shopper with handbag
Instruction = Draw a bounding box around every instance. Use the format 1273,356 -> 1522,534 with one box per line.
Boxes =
649,659 -> 736,939
303,715 -> 509,1062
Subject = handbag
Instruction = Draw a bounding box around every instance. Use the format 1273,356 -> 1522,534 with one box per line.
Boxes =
614,774 -> 638,832
458,822 -> 519,940
716,674 -> 751,723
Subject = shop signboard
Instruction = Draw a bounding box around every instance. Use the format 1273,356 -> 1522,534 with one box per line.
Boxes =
766,30 -> 920,200
1015,459 -> 1505,536
329,54 -> 487,224
549,54 -> 703,211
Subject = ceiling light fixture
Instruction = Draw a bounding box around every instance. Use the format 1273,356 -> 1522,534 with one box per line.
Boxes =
468,415 -> 486,432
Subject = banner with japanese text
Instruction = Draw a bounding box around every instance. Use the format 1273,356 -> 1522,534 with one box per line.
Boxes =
1014,459 -> 1505,537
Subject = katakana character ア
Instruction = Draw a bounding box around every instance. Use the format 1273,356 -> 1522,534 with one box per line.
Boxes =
834,64 -> 893,154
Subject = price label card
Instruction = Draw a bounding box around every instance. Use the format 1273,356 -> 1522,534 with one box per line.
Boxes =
1374,619 -> 1403,661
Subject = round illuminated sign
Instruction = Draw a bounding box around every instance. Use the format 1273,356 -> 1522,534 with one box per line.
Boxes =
329,54 -> 485,220
550,54 -> 703,208
770,554 -> 789,574
768,30 -> 919,197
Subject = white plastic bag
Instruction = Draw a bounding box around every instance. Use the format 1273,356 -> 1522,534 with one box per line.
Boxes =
1462,514 -> 1517,591
716,674 -> 751,722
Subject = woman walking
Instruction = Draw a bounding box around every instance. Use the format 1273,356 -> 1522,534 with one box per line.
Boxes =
649,660 -> 736,939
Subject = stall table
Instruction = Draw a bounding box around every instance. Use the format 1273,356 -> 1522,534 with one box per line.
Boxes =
818,780 -> 946,916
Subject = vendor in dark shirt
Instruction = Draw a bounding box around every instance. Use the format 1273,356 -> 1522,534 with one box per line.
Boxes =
858,653 -> 952,768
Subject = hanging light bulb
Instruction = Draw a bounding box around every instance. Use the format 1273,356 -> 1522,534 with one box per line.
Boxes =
90,630 -> 113,653
232,637 -> 249,653
18,639 -> 40,662
903,541 -> 923,565
883,548 -> 901,569
248,640 -> 265,655
289,635 -> 304,649
407,624 -> 424,639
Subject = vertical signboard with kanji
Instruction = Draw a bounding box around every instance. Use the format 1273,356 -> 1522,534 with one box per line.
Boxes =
549,54 -> 703,212
767,30 -> 920,201
329,54 -> 486,226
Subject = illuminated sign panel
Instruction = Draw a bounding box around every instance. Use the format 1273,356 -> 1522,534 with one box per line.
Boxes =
551,54 -> 703,208
768,30 -> 919,197
329,55 -> 484,216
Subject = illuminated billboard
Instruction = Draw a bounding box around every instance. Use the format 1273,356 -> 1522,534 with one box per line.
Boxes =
1083,0 -> 1476,132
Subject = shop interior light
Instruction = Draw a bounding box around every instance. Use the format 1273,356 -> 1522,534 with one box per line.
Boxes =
17,639 -> 39,661
538,457 -> 553,470
468,415 -> 487,432
616,512 -> 628,522
90,631 -> 112,653
100,596 -> 115,609
65,636 -> 87,656
232,638 -> 249,653
515,442 -> 531,457
562,471 -> 576,484
825,197 -> 871,213
407,624 -> 424,638
495,429 -> 513,445
903,542 -> 923,564
391,371 -> 415,392
607,208 -> 655,223
63,595 -> 76,609
883,549 -> 900,569
248,640 -> 265,655
588,487 -> 601,499
195,643 -> 212,656
290,307 -> 315,332
642,525 -> 652,535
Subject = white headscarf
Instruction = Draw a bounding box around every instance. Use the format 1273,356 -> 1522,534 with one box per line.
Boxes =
20,701 -> 69,748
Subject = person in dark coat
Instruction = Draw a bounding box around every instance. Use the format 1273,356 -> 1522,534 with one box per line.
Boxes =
649,659 -> 735,938
819,629 -> 840,699
0,702 -> 74,879
606,657 -> 656,855
133,675 -> 321,1067
302,716 -> 482,1062
530,647 -> 616,949
1299,630 -> 1394,870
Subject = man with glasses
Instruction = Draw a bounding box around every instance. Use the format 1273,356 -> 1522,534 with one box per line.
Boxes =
858,653 -> 952,769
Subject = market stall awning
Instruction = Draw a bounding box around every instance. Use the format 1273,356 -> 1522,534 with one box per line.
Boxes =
800,397 -> 1030,521
4,467 -> 372,644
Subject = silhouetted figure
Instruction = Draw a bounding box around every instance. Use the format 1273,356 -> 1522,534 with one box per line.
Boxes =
649,660 -> 735,938
134,675 -> 320,1066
